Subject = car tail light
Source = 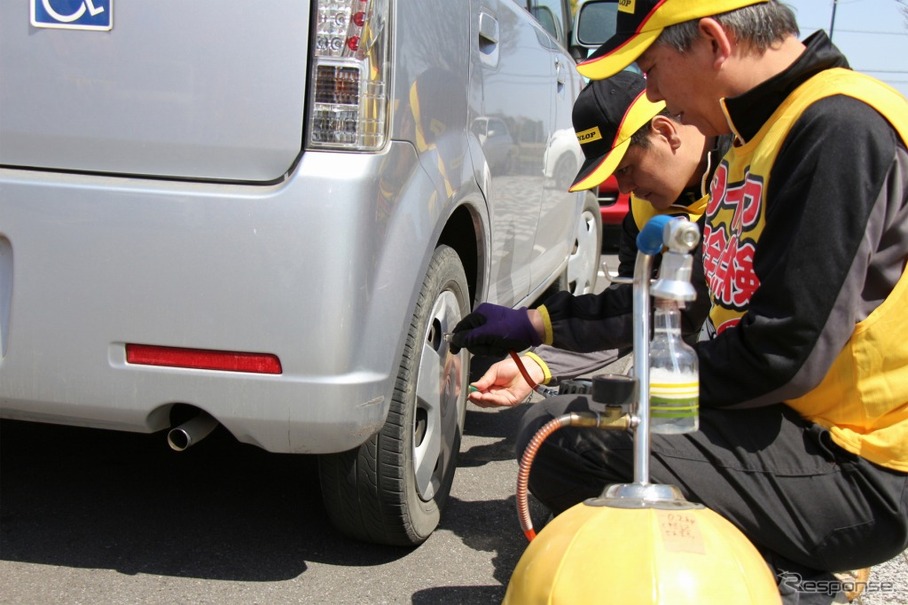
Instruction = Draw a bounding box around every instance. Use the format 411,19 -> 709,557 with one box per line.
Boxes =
307,0 -> 390,151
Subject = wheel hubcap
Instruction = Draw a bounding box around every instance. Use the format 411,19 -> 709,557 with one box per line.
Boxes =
567,209 -> 599,294
413,289 -> 465,500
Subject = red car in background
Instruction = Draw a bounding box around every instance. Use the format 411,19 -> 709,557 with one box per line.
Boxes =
596,174 -> 629,251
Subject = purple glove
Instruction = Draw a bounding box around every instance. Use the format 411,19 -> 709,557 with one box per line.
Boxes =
449,303 -> 541,356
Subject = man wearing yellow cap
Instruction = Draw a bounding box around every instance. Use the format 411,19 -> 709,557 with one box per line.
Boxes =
464,70 -> 728,406
453,1 -> 908,602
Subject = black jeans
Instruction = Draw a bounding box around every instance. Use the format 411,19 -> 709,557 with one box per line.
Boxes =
516,397 -> 908,604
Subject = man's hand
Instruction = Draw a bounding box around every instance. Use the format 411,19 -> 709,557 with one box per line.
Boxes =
468,355 -> 546,408
449,303 -> 543,356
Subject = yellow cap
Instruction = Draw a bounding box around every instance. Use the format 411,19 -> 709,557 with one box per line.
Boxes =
578,0 -> 769,80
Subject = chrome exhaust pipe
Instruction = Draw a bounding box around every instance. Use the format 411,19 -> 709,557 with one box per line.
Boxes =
167,411 -> 218,452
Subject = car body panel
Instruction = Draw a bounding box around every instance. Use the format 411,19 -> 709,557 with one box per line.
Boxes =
1,0 -> 310,182
0,0 -> 587,455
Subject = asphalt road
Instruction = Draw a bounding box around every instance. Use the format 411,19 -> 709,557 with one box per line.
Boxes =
0,403 -> 539,605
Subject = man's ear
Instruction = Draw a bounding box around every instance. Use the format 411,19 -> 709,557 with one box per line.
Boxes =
697,17 -> 733,70
650,115 -> 682,151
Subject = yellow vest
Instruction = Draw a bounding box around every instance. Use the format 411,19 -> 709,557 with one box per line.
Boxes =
708,69 -> 908,471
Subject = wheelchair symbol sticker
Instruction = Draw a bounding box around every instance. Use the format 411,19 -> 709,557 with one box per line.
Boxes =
31,0 -> 112,31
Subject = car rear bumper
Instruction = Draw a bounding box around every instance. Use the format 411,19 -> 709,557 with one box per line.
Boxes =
0,143 -> 438,453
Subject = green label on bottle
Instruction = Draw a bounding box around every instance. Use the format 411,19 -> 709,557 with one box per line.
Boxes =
650,380 -> 698,419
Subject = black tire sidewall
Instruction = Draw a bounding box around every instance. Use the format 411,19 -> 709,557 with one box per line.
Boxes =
380,245 -> 470,542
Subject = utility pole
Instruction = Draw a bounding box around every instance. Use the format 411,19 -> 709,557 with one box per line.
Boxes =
829,0 -> 838,40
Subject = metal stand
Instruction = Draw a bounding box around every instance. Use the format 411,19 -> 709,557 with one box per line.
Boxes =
594,216 -> 699,508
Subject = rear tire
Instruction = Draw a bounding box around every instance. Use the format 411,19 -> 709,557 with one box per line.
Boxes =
318,245 -> 470,546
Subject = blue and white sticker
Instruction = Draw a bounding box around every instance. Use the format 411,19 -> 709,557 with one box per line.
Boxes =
31,0 -> 112,31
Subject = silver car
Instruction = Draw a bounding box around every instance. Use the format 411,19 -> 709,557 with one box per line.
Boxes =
0,0 -> 599,545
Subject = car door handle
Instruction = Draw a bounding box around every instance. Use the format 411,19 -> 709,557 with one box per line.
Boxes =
478,11 -> 499,66
479,11 -> 499,45
555,58 -> 566,86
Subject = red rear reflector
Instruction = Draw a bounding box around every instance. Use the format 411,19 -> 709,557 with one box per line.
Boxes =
126,344 -> 282,374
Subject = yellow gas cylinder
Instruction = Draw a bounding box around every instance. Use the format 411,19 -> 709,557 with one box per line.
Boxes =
503,500 -> 781,605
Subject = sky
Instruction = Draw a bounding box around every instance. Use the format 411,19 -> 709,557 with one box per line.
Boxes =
783,0 -> 908,97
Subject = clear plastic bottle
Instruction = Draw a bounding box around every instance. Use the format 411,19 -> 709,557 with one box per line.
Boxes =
649,298 -> 699,433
